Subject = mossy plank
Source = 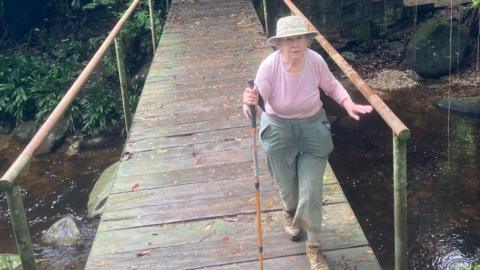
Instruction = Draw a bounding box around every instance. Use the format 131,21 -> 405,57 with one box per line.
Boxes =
100,181 -> 346,231
87,206 -> 370,269
125,126 -> 250,153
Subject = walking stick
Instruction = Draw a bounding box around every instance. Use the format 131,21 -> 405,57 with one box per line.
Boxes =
248,79 -> 264,270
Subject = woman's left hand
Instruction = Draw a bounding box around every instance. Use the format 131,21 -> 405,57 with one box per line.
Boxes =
342,98 -> 373,120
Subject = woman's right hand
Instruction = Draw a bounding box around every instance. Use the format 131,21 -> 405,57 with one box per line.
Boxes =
242,86 -> 258,119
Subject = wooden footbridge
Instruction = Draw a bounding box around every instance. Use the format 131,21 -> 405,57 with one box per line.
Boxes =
83,0 -> 382,269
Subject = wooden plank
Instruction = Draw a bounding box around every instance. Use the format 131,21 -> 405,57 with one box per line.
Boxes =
85,0 -> 381,268
403,0 -> 471,6
111,161 -> 338,194
125,126 -> 250,152
86,206 -> 375,270
101,178 -> 346,230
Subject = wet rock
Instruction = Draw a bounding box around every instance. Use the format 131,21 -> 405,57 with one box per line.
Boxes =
406,18 -> 471,79
64,134 -> 84,157
64,141 -> 80,157
437,96 -> 480,114
42,216 -> 83,246
405,69 -> 422,82
0,119 -> 14,135
12,121 -> 37,142
82,136 -> 110,148
13,119 -> 69,155
87,162 -> 119,218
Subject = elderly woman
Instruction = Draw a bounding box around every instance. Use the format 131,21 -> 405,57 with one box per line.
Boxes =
243,16 -> 373,270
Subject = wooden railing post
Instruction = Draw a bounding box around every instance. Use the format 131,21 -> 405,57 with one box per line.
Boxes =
148,0 -> 157,53
393,136 -> 408,270
4,186 -> 36,270
114,36 -> 132,133
262,0 -> 269,37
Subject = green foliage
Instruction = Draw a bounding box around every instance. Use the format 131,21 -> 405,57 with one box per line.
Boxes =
473,0 -> 480,8
0,52 -> 82,130
80,80 -> 120,136
0,0 -> 4,17
0,53 -> 41,122
456,264 -> 480,270
0,0 -> 167,136
0,49 -> 121,135
82,0 -> 121,10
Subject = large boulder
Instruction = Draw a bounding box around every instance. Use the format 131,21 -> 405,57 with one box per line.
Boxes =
87,162 -> 119,218
406,18 -> 471,79
437,96 -> 480,115
41,216 -> 83,246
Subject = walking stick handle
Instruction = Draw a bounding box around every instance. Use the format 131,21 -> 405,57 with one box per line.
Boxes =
248,79 -> 256,128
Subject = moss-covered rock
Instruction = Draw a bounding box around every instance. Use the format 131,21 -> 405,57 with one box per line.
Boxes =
407,18 -> 471,79
42,216 -> 83,246
87,162 -> 119,218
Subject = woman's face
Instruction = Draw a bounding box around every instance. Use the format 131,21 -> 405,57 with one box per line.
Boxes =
278,35 -> 308,60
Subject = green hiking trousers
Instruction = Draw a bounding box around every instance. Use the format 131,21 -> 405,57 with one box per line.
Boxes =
259,109 -> 333,236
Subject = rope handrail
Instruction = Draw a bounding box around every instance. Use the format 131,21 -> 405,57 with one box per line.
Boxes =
0,0 -> 143,190
282,0 -> 411,141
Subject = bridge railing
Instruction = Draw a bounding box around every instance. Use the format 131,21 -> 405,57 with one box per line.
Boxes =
0,0 -> 164,269
278,1 -> 411,270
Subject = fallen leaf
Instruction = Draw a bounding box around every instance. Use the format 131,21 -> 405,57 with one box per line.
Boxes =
137,249 -> 151,257
232,246 -> 242,254
95,261 -> 106,266
223,216 -> 240,222
131,182 -> 140,192
223,236 -> 230,242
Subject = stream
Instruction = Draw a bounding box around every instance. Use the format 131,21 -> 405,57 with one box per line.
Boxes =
0,134 -> 124,269
0,83 -> 478,270
330,82 -> 480,269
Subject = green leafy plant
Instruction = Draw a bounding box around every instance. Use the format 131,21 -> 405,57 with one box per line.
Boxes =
30,58 -> 82,130
0,54 -> 39,122
0,0 -> 167,136
473,0 -> 480,8
82,0 -> 121,10
80,80 -> 121,136
456,264 -> 480,270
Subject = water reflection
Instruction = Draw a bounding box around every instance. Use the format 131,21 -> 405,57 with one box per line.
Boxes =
330,86 -> 480,270
0,134 -> 123,269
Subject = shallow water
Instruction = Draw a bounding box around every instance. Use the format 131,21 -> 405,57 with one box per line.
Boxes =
1,84 -> 478,270
330,85 -> 480,270
0,134 -> 124,269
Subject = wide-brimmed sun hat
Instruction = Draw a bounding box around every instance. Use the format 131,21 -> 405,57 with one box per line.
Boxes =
267,15 -> 318,46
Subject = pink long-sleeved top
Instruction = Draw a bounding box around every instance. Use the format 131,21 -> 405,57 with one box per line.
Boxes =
254,49 -> 350,119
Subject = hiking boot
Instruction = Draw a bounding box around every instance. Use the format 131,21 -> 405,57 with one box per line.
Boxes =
284,210 -> 302,241
306,241 -> 329,270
